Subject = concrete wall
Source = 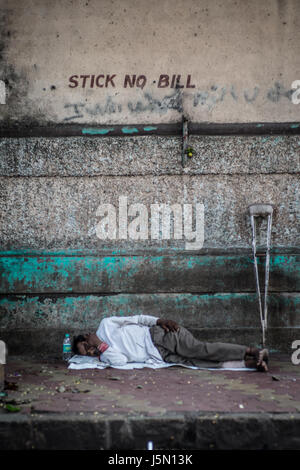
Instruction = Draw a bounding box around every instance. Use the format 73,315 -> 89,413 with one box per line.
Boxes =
0,0 -> 300,126
0,134 -> 299,354
0,0 -> 299,355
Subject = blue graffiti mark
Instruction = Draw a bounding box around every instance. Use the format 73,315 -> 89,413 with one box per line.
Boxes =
143,126 -> 157,131
82,128 -> 114,135
256,124 -> 264,127
122,127 -> 139,134
290,123 -> 300,129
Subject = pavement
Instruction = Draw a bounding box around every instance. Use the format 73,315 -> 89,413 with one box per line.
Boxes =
1,353 -> 300,450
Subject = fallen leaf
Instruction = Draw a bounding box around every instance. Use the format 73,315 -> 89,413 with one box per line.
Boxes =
5,404 -> 20,412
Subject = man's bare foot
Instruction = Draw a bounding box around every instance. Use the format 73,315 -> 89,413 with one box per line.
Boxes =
257,348 -> 269,372
244,347 -> 269,372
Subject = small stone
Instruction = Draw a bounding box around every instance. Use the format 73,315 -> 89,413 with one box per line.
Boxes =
58,386 -> 66,393
136,385 -> 143,389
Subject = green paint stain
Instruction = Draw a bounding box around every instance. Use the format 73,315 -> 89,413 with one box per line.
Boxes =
290,123 -> 300,129
143,126 -> 157,131
0,253 -> 299,294
82,128 -> 114,135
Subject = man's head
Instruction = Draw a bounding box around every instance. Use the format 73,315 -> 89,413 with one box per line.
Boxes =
72,334 -> 99,357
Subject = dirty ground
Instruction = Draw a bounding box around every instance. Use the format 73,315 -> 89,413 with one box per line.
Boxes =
1,353 -> 300,450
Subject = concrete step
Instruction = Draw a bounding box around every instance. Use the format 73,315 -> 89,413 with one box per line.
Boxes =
0,354 -> 300,449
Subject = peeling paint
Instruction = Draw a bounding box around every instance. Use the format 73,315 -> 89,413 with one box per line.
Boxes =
0,254 -> 299,294
121,127 -> 139,134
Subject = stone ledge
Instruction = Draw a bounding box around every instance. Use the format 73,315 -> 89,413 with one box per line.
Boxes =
0,412 -> 300,450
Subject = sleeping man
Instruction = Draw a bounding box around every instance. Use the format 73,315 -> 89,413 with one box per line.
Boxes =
72,315 -> 269,372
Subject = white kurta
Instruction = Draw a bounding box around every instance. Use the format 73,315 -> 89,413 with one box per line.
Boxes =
96,315 -> 164,366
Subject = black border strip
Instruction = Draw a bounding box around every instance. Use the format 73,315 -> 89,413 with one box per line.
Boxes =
0,121 -> 300,138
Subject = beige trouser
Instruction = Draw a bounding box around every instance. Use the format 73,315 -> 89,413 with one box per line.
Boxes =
150,325 -> 247,368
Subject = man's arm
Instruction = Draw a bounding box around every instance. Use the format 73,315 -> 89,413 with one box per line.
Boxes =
100,348 -> 128,366
103,315 -> 158,328
156,318 -> 180,332
93,315 -> 180,336
116,315 -> 180,332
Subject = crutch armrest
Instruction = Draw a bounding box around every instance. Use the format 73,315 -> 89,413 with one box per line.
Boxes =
249,204 -> 273,216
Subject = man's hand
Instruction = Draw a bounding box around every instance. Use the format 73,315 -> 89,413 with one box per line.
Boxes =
156,319 -> 180,333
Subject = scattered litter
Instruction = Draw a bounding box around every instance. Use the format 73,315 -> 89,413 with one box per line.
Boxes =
272,375 -> 296,382
58,386 -> 66,393
136,385 -> 143,389
71,387 -> 90,394
5,398 -> 31,405
239,404 -> 244,409
4,381 -> 18,391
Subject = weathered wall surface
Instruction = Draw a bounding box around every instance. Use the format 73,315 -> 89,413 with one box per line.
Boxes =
0,0 -> 300,126
0,135 -> 299,354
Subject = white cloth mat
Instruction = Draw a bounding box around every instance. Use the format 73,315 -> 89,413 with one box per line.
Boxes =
68,355 -> 256,371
